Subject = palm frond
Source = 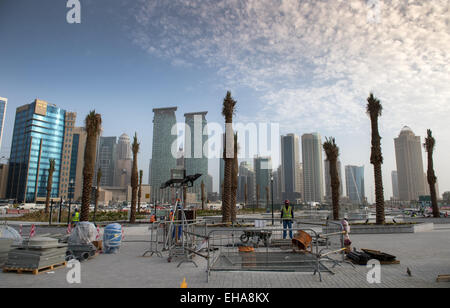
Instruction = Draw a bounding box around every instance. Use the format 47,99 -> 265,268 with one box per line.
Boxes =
424,129 -> 435,152
366,93 -> 383,117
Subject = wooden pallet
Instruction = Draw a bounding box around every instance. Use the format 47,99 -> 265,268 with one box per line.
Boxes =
436,275 -> 450,282
2,261 -> 67,275
380,260 -> 400,265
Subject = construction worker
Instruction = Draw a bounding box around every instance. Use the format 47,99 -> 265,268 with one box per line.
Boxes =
150,214 -> 156,223
342,218 -> 352,253
72,208 -> 80,226
281,200 -> 294,239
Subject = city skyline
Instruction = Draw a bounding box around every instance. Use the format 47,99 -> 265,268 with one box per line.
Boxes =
1,1 -> 449,202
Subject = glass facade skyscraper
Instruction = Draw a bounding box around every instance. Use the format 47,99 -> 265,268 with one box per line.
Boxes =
150,107 -> 177,203
96,136 -> 117,187
281,134 -> 301,202
254,156 -> 272,204
345,165 -> 365,204
7,100 -> 69,202
0,97 -> 7,151
184,112 -> 208,201
302,133 -> 324,203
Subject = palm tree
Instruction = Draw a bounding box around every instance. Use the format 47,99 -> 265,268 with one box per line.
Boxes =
130,133 -> 140,223
231,133 -> 239,222
201,180 -> 206,211
366,93 -> 385,225
138,170 -> 143,214
93,168 -> 102,223
424,129 -> 439,217
45,159 -> 55,214
81,111 -> 102,222
323,137 -> 340,220
221,91 -> 237,223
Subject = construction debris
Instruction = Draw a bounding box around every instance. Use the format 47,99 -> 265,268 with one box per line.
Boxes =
361,249 -> 397,263
436,275 -> 450,282
3,237 -> 67,274
67,222 -> 100,261
347,248 -> 399,265
346,250 -> 371,265
0,238 -> 14,267
0,225 -> 22,245
66,243 -> 98,262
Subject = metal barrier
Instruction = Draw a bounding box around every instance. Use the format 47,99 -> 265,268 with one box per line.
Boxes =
142,219 -> 209,268
141,218 -> 353,283
203,219 -> 351,282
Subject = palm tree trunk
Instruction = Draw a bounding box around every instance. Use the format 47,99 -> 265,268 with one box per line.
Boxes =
201,181 -> 206,211
427,152 -> 439,217
81,133 -> 97,222
138,170 -> 143,214
223,157 -> 232,222
329,159 -> 340,220
230,134 -> 238,222
370,115 -> 385,225
130,163 -> 138,224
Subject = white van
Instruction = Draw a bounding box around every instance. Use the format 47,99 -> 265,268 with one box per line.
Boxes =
19,203 -> 37,210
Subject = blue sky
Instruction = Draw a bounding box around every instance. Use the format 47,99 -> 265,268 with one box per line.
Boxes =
1,0 -> 449,200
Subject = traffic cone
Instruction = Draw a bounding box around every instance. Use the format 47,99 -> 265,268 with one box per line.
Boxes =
180,278 -> 188,288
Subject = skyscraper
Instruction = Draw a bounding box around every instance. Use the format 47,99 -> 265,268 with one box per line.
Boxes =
150,107 -> 177,203
345,165 -> 365,204
59,112 -> 77,200
96,136 -> 117,187
205,174 -> 213,195
295,163 -> 303,200
184,112 -> 208,201
394,126 -> 426,201
7,99 -> 71,202
0,97 -> 7,151
280,134 -> 301,202
148,159 -> 152,185
237,161 -> 255,204
116,134 -> 131,160
272,166 -> 282,204
254,156 -> 272,204
70,127 -> 86,202
391,171 -> 399,200
302,133 -> 324,203
324,159 -> 343,200
114,133 -> 132,187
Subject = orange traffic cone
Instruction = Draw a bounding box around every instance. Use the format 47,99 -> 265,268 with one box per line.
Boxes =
180,278 -> 188,288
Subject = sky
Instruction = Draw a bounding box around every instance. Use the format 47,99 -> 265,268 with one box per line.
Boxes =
0,0 -> 449,202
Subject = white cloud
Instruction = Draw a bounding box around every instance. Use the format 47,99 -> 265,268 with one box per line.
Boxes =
128,0 -> 450,196
130,0 -> 450,132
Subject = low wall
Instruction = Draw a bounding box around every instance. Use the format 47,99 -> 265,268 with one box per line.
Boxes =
323,222 -> 434,234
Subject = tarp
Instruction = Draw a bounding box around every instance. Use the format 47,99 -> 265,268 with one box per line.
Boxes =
68,222 -> 98,245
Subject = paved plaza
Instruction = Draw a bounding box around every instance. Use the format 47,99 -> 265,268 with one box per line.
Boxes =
1,223 -> 450,288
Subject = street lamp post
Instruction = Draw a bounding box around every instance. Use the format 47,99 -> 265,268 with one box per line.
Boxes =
58,197 -> 63,223
67,179 -> 74,226
271,175 -> 274,226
